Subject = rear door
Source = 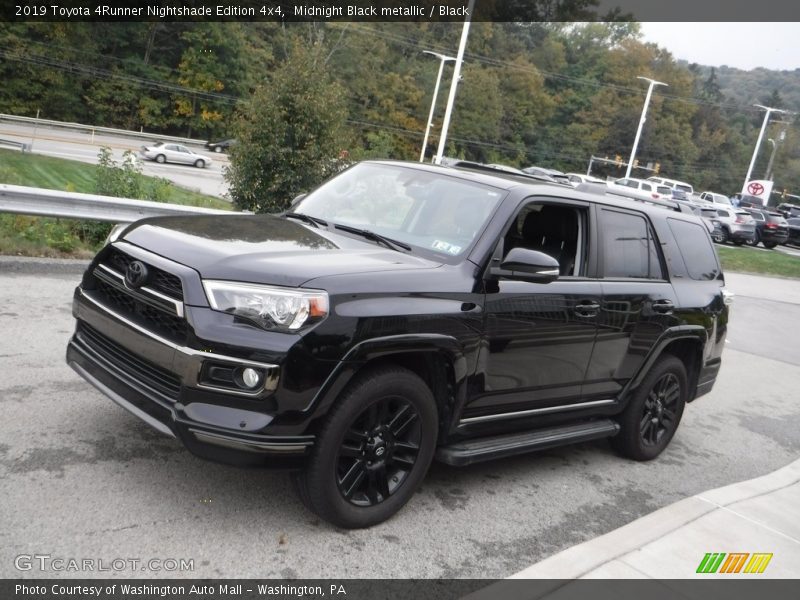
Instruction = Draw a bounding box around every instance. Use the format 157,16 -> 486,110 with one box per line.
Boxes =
583,206 -> 678,401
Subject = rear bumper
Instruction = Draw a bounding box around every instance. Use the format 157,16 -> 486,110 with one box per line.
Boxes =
67,287 -> 314,467
728,227 -> 755,242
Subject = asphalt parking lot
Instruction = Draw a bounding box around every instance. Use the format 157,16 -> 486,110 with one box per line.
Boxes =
1,259 -> 798,579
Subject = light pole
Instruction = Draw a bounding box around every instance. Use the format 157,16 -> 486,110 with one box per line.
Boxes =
434,0 -> 476,165
764,121 -> 792,181
625,77 -> 667,179
419,51 -> 456,163
744,104 -> 787,189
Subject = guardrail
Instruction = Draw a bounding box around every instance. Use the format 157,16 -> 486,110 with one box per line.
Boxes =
0,184 -> 245,223
0,113 -> 207,147
0,137 -> 28,152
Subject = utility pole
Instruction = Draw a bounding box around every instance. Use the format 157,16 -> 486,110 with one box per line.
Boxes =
419,51 -> 456,163
434,0 -> 475,165
625,77 -> 667,179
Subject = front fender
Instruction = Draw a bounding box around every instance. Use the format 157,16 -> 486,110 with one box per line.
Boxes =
302,333 -> 469,420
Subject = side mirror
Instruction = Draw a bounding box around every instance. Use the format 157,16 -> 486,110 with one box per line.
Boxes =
495,248 -> 560,283
291,193 -> 307,207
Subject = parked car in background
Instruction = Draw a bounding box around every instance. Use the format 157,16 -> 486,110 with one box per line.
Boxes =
786,218 -> 800,246
648,177 -> 694,197
776,203 -> 800,219
205,138 -> 237,153
566,173 -> 607,187
609,178 -> 673,203
689,206 -> 726,243
709,207 -> 757,245
671,189 -> 690,201
734,194 -> 765,208
696,192 -> 733,207
140,142 -> 213,168
744,208 -> 789,248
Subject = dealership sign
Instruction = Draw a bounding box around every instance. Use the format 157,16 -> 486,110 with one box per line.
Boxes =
742,179 -> 774,203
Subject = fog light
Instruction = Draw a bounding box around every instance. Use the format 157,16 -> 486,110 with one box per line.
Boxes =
241,368 -> 262,389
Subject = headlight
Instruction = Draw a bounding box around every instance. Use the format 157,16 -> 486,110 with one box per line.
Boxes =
104,223 -> 128,246
202,281 -> 329,332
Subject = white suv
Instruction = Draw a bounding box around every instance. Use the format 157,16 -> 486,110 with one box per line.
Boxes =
648,177 -> 694,200
610,178 -> 673,202
696,191 -> 733,207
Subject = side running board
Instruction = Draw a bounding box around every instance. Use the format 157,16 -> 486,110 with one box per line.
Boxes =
436,420 -> 620,467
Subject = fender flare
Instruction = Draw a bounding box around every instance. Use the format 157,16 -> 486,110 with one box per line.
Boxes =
619,325 -> 708,401
302,334 -> 469,419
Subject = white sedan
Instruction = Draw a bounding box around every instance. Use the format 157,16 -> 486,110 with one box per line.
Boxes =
139,142 -> 213,168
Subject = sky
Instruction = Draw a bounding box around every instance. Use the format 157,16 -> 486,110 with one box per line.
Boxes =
638,23 -> 800,71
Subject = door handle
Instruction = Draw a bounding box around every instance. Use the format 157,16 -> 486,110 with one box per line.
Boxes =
574,301 -> 600,317
652,300 -> 675,314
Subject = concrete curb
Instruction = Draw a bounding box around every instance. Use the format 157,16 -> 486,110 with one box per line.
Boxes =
511,457 -> 800,579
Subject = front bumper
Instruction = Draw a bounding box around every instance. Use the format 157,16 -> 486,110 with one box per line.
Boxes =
67,286 -> 315,467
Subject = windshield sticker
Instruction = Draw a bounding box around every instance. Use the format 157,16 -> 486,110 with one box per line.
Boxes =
432,240 -> 462,255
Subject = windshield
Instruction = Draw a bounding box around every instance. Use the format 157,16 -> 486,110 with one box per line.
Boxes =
294,163 -> 505,258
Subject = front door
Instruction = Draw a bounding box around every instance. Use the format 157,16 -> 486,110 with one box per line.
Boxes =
467,200 -> 601,421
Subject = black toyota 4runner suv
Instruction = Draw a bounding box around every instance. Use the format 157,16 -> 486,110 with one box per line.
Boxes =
67,161 -> 730,528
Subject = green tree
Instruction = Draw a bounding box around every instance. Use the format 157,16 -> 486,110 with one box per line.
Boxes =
226,43 -> 348,213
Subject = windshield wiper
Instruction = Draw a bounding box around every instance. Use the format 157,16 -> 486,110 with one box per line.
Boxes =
283,213 -> 328,228
333,224 -> 411,252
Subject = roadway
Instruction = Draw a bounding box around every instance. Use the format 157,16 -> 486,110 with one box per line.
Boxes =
0,261 -> 798,579
0,121 -> 229,199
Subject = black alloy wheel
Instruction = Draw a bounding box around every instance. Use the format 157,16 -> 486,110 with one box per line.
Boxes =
296,366 -> 437,528
336,397 -> 421,506
611,355 -> 687,461
640,372 -> 681,448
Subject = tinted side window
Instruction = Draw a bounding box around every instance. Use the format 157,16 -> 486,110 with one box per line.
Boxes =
667,219 -> 720,281
600,209 -> 664,279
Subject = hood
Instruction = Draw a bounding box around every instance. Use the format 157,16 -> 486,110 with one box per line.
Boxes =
121,214 -> 441,287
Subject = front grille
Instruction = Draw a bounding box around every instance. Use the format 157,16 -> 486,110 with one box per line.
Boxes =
93,278 -> 187,341
104,249 -> 184,301
91,247 -> 188,342
76,322 -> 182,402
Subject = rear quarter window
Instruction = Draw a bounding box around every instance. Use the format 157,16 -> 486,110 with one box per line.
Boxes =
667,218 -> 720,281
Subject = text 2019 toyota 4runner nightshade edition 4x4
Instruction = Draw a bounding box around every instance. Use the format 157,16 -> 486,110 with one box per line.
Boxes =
67,161 -> 730,528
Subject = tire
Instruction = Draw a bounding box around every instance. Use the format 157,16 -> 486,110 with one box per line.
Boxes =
717,228 -> 729,244
213,146 -> 223,153
297,366 -> 438,528
763,241 -> 777,249
194,159 -> 205,169
611,355 -> 687,461
155,154 -> 166,164
746,231 -> 760,247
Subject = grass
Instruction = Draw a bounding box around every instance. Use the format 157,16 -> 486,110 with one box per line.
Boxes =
0,148 -> 230,209
717,245 -> 800,279
0,149 -> 231,257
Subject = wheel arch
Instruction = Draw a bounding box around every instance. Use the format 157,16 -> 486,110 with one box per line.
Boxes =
305,335 -> 468,439
621,327 -> 706,405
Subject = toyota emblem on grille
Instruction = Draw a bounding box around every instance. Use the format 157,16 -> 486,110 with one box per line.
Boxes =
124,260 -> 149,288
